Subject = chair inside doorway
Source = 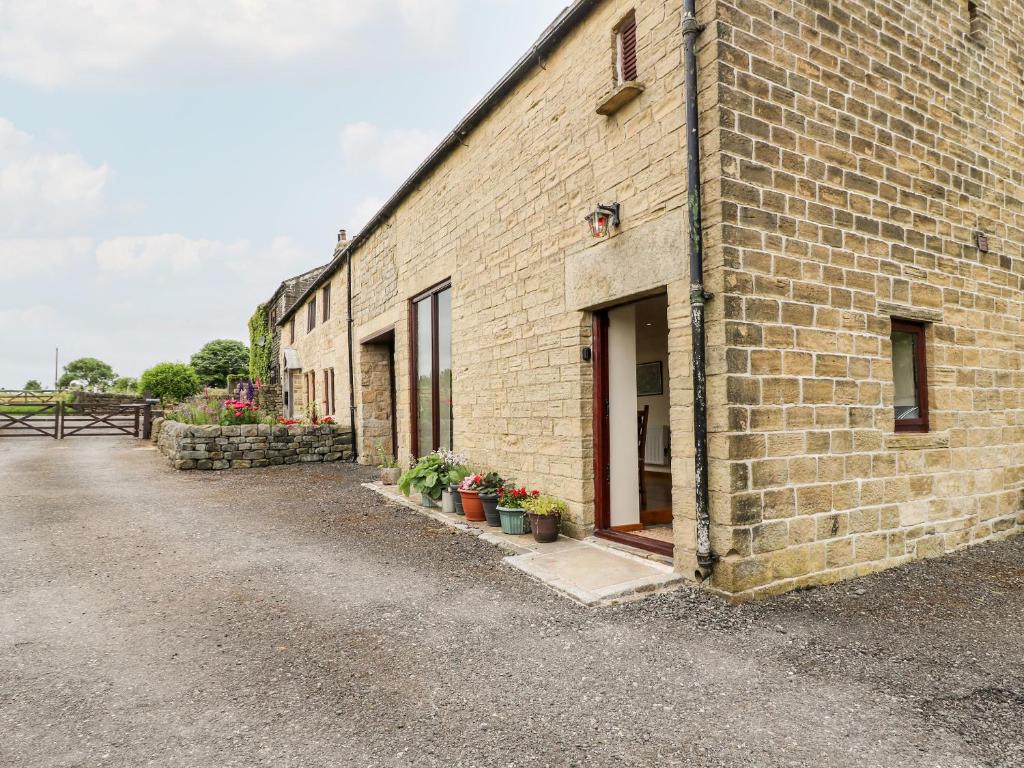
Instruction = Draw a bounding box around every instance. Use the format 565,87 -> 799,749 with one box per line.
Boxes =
594,293 -> 673,556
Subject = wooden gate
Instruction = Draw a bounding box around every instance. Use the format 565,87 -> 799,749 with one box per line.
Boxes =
0,393 -> 61,438
0,391 -> 152,439
61,403 -> 144,438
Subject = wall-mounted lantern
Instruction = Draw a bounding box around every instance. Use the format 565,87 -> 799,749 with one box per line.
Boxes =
585,203 -> 621,238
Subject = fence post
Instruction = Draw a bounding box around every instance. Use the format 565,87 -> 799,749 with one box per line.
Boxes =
55,400 -> 63,440
141,399 -> 158,440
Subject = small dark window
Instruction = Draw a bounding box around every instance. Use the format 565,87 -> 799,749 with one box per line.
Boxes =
307,298 -> 317,332
967,0 -> 986,38
892,319 -> 929,432
289,317 -> 295,344
616,12 -> 638,84
323,284 -> 331,322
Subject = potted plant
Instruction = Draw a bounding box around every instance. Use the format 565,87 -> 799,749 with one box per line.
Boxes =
376,444 -> 401,485
435,449 -> 470,515
521,495 -> 567,543
398,454 -> 447,507
450,482 -> 465,515
497,486 -> 537,535
458,474 -> 486,522
477,472 -> 504,527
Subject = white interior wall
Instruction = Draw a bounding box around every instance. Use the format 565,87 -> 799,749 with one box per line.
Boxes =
608,304 -> 640,528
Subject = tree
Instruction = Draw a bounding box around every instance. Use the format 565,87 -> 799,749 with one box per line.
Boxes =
23,379 -> 43,391
138,363 -> 202,403
111,376 -> 139,394
190,339 -> 249,388
58,357 -> 116,391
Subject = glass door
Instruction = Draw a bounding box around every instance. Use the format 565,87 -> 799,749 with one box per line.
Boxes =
411,283 -> 452,456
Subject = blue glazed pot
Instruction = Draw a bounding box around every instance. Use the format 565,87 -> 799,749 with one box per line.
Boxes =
498,506 -> 530,535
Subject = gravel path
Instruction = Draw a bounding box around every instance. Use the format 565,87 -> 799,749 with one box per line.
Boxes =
1,439 -> 1021,768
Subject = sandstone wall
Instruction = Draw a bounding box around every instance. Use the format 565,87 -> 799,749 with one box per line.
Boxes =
153,418 -> 354,470
709,0 -> 1024,597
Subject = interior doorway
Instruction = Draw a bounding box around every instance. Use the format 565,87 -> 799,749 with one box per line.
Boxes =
593,293 -> 673,556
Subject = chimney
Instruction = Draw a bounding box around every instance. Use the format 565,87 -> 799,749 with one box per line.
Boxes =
337,228 -> 347,244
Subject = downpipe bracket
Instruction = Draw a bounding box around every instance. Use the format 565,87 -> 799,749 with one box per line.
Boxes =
681,13 -> 705,38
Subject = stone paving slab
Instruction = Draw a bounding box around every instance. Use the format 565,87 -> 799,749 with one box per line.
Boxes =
363,481 -> 683,606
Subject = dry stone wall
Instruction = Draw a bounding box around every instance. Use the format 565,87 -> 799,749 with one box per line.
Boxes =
153,418 -> 353,470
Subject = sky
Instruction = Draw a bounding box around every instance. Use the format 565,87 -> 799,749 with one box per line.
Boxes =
0,0 -> 568,388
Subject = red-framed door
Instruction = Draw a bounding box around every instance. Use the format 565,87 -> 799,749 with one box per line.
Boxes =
592,308 -> 673,558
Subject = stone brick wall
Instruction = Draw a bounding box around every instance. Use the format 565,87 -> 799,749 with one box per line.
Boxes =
708,0 -> 1024,597
334,0 -> 704,542
275,0 -> 1023,596
153,418 -> 353,470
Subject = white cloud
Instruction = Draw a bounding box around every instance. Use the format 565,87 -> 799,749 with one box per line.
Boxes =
0,0 -> 460,87
0,237 -> 94,282
0,118 -> 109,237
96,234 -> 242,272
0,304 -> 58,330
351,196 -> 387,235
0,233 -> 322,387
340,121 -> 441,184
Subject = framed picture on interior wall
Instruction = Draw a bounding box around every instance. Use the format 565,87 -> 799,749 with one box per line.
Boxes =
636,361 -> 663,397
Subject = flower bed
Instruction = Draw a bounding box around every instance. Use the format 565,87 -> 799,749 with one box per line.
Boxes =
152,418 -> 353,471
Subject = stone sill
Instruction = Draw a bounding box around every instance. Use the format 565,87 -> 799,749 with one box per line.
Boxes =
596,81 -> 644,116
885,432 -> 950,451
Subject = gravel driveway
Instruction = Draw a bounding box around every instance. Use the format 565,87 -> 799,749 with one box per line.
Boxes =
1,439 -> 1021,768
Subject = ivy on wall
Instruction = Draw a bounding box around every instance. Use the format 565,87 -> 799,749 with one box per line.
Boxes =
248,304 -> 272,381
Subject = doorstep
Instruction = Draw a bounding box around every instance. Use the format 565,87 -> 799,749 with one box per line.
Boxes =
363,482 -> 684,606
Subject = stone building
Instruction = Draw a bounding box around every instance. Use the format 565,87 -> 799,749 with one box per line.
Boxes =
259,262 -> 327,415
276,0 -> 1024,599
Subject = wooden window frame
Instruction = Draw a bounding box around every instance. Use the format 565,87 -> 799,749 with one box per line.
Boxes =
615,11 -> 638,85
307,298 -> 317,333
322,284 -> 331,322
409,280 -> 451,458
892,319 -> 929,433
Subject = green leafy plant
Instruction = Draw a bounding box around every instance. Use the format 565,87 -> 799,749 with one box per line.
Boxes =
376,443 -> 399,469
23,379 -> 43,391
248,304 -> 272,381
138,363 -> 202,404
498,485 -> 540,509
399,454 -> 447,501
477,471 -> 504,494
521,495 -> 567,517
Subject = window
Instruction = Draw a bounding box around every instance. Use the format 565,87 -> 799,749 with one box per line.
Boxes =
891,320 -> 928,432
270,306 -> 278,326
322,284 -> 331,322
289,317 -> 295,344
307,297 -> 317,333
615,12 -> 638,84
306,371 -> 317,418
411,282 -> 452,456
968,0 -> 983,36
322,368 -> 335,415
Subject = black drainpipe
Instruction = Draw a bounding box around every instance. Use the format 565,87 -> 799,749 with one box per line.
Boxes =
682,1 -> 715,576
346,254 -> 359,462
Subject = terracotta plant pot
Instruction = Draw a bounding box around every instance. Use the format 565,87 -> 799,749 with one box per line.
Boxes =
480,492 -> 501,526
451,484 -> 465,516
498,506 -> 530,535
459,489 -> 484,521
529,513 -> 560,543
380,467 -> 401,485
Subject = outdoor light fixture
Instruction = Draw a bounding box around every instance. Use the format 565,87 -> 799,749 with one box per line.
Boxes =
585,203 -> 621,238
